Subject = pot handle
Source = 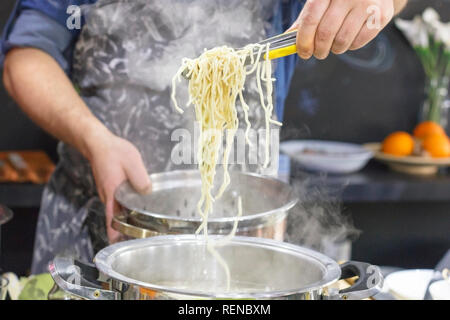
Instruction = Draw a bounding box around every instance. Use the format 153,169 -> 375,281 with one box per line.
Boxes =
48,256 -> 120,300
328,261 -> 384,300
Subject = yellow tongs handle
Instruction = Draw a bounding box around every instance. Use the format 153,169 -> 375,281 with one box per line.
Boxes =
265,44 -> 298,60
261,30 -> 298,61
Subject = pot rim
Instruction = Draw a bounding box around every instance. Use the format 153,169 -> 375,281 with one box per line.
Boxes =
115,170 -> 299,224
94,235 -> 341,299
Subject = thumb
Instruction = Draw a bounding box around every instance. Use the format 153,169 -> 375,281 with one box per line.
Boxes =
123,153 -> 152,195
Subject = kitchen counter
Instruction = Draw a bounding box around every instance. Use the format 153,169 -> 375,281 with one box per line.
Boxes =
291,161 -> 450,203
0,184 -> 44,208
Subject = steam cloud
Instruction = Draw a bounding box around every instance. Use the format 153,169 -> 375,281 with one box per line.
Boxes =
284,156 -> 361,262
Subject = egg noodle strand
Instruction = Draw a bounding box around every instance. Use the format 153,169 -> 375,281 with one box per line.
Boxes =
171,43 -> 280,291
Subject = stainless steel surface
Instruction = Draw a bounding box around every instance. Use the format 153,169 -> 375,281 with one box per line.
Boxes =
48,258 -> 119,300
49,235 -> 383,300
0,205 -> 13,226
112,215 -> 166,239
256,30 -> 297,53
114,170 -> 298,240
95,235 -> 340,299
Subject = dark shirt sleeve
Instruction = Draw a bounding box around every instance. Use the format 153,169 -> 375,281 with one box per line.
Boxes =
1,9 -> 74,72
0,0 -> 96,73
272,0 -> 305,121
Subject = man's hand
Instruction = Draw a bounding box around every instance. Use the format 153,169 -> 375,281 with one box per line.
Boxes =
4,48 -> 151,243
290,0 -> 408,60
86,130 -> 152,243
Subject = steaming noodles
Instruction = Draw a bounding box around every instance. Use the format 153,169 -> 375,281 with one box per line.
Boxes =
171,43 -> 281,291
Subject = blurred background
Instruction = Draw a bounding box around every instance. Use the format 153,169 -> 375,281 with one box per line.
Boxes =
0,0 -> 449,277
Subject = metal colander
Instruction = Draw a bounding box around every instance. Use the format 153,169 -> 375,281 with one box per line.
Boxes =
113,170 -> 298,239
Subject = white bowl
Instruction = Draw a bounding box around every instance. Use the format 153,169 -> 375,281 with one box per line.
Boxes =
430,280 -> 450,300
280,140 -> 373,174
384,269 -> 434,300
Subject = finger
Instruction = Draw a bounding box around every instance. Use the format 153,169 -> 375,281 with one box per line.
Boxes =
296,0 -> 331,59
97,186 -> 106,204
123,152 -> 152,194
107,224 -> 120,244
349,21 -> 381,51
314,1 -> 353,60
331,8 -> 367,55
105,196 -> 120,243
349,5 -> 393,51
92,171 -> 106,203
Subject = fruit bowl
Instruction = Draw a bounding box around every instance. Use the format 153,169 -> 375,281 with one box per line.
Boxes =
364,143 -> 450,175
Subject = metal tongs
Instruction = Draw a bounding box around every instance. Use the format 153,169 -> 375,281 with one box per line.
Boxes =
182,30 -> 298,79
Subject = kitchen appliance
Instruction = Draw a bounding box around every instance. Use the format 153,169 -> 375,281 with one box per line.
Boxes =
112,170 -> 299,241
49,235 -> 383,300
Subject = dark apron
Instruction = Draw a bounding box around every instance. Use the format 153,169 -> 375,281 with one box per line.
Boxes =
31,0 -> 278,274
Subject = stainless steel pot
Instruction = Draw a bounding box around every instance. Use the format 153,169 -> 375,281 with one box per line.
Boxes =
113,170 -> 298,241
49,235 -> 383,300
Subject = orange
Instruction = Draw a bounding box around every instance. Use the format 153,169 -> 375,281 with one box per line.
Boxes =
382,132 -> 415,156
422,133 -> 450,158
413,121 -> 446,139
